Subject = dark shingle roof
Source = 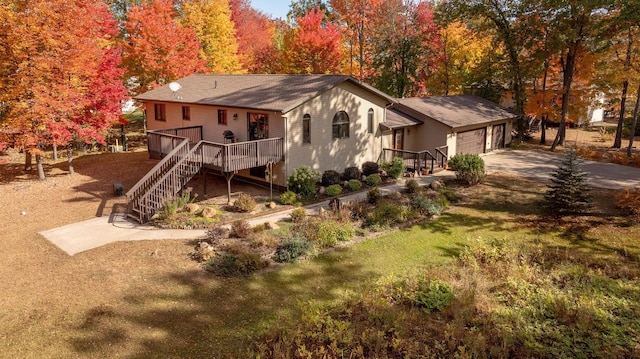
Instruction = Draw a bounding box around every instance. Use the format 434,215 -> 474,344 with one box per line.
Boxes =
396,95 -> 520,129
134,74 -> 395,112
381,108 -> 422,129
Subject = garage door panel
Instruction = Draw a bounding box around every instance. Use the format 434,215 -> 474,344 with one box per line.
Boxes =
492,124 -> 505,150
456,128 -> 486,154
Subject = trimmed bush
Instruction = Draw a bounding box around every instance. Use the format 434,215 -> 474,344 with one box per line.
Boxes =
448,153 -> 486,185
325,184 -> 343,197
367,188 -> 381,204
231,219 -> 251,238
280,190 -> 297,205
405,179 -> 420,193
233,193 -> 256,212
365,173 -> 382,186
343,166 -> 362,181
205,251 -> 268,277
290,208 -> 307,223
362,161 -> 379,176
272,237 -> 314,263
382,157 -> 405,179
288,166 -> 321,196
322,170 -> 341,186
346,179 -> 362,191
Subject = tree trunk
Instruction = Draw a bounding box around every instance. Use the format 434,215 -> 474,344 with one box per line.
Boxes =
53,143 -> 58,161
36,153 -> 45,180
67,144 -> 74,175
627,83 -> 640,157
551,46 -> 577,151
614,29 -> 633,149
540,114 -> 548,145
24,151 -> 32,171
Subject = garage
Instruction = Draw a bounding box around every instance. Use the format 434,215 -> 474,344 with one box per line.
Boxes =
492,124 -> 505,150
456,128 -> 486,154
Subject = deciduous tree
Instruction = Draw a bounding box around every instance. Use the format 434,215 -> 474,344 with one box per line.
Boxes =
230,0 -> 279,73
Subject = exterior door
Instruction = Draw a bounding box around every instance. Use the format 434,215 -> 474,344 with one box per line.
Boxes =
393,129 -> 404,150
456,128 -> 486,154
492,124 -> 505,150
248,113 -> 269,140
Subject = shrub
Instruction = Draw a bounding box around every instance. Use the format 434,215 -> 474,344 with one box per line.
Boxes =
233,193 -> 256,212
290,208 -> 307,223
288,166 -> 320,196
362,161 -> 379,176
615,187 -> 640,221
325,184 -> 343,197
414,279 -> 454,313
343,166 -> 362,181
346,179 -> 362,191
272,237 -> 314,263
322,170 -> 341,186
365,202 -> 407,228
367,188 -> 381,204
365,173 -> 382,186
405,179 -> 420,193
543,149 -> 592,217
298,218 -> 355,248
205,225 -> 230,244
448,153 -> 486,185
382,157 -> 405,179
205,251 -> 268,277
280,190 -> 297,205
412,195 -> 445,216
231,219 -> 251,238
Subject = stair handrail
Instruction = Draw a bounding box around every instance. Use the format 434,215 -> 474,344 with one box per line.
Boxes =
435,146 -> 448,168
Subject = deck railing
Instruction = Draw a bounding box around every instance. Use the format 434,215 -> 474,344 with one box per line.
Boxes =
148,126 -> 203,159
435,146 -> 448,168
200,138 -> 284,172
380,148 -> 437,174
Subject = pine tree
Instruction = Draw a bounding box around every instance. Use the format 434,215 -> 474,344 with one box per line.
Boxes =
543,149 -> 592,217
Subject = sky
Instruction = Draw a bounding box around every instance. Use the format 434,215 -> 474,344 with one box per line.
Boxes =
251,0 -> 291,20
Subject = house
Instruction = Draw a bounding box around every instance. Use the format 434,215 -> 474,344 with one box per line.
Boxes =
128,74 -> 519,222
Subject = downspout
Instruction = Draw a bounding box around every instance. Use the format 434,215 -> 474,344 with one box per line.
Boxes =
283,115 -> 289,191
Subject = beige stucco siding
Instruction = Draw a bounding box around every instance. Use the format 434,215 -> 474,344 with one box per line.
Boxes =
284,82 -> 390,179
403,119 -> 450,153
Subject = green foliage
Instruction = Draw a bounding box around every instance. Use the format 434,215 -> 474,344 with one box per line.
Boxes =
343,166 -> 362,181
382,157 -> 405,179
297,218 -> 355,249
288,166 -> 321,196
413,279 -> 454,313
365,202 -> 407,228
279,190 -> 297,205
205,251 -> 268,277
322,170 -> 341,186
346,179 -> 362,191
365,173 -> 382,186
231,219 -> 251,238
405,179 -> 420,193
325,184 -> 343,197
448,153 -> 486,185
411,194 -> 446,216
233,193 -> 256,213
367,188 -> 381,204
272,237 -> 314,263
362,161 -> 379,176
544,149 -> 592,217
289,208 -> 307,223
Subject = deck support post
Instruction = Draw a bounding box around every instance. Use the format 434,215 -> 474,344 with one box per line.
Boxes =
223,171 -> 236,204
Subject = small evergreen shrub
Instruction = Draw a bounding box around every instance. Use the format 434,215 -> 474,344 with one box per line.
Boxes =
288,166 -> 320,196
322,170 -> 341,186
382,157 -> 405,179
362,161 -> 379,176
280,190 -> 297,205
411,195 -> 445,216
405,179 -> 420,193
343,166 -> 362,181
290,208 -> 307,223
346,179 -> 362,191
367,188 -> 381,204
233,193 -> 256,212
543,149 -> 592,217
325,184 -> 343,197
231,219 -> 251,238
448,153 -> 486,185
205,251 -> 268,277
272,237 -> 314,263
365,173 -> 382,186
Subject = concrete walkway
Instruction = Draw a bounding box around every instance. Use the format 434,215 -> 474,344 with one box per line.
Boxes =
41,149 -> 640,255
40,171 -> 453,255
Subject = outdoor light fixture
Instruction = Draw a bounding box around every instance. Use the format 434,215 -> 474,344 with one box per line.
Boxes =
233,113 -> 238,120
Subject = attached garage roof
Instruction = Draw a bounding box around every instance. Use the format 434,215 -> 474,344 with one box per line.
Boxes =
396,95 -> 520,129
381,108 -> 423,130
134,74 -> 396,113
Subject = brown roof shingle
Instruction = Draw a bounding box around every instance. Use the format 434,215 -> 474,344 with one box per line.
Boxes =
134,74 -> 395,112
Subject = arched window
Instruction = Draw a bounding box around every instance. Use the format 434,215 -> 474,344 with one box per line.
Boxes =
302,114 -> 311,144
367,108 -> 374,134
332,111 -> 349,139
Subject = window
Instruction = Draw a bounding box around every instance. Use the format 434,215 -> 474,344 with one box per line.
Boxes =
248,113 -> 268,140
218,109 -> 227,125
154,103 -> 166,121
332,111 -> 349,139
182,106 -> 191,121
302,114 -> 311,144
367,108 -> 374,134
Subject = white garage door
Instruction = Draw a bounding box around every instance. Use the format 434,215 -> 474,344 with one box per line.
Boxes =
456,128 -> 486,154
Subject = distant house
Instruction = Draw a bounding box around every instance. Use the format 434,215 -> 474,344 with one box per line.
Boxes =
128,74 -> 519,222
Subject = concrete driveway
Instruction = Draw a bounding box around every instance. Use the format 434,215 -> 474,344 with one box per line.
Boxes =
482,149 -> 640,189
